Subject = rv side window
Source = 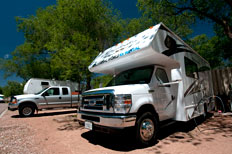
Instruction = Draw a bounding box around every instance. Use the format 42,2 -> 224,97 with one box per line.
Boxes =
62,88 -> 69,95
155,68 -> 169,83
41,82 -> 49,86
184,57 -> 198,79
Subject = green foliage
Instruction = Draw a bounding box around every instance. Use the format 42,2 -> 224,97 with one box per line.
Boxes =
0,86 -> 3,94
1,43 -> 52,80
136,0 -> 232,67
2,81 -> 24,97
188,34 -> 224,68
91,74 -> 113,89
2,0 -> 123,90
137,0 -> 195,38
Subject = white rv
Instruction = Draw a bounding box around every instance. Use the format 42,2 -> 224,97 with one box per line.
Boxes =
77,23 -> 214,145
23,78 -> 79,94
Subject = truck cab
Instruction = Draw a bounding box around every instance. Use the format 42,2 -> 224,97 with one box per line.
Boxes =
8,86 -> 80,117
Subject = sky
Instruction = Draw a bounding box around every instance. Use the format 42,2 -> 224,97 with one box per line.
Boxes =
0,0 -> 214,87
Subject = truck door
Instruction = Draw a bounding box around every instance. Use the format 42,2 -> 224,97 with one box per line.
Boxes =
42,87 -> 62,108
60,87 -> 72,107
154,67 -> 176,120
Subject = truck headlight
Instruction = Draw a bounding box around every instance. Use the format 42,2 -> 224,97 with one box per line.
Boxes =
11,97 -> 17,104
114,94 -> 132,113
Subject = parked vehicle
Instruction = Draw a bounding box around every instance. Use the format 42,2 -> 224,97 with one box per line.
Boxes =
0,94 -> 4,103
8,86 -> 80,117
23,78 -> 79,94
77,23 -> 214,145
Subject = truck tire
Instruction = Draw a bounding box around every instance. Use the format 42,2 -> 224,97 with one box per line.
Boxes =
136,112 -> 158,146
19,104 -> 35,117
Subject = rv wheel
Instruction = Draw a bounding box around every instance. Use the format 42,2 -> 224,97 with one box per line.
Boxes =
136,112 -> 158,146
19,105 -> 35,117
203,103 -> 208,118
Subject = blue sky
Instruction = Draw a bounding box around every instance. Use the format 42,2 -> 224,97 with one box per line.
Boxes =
0,0 -> 214,87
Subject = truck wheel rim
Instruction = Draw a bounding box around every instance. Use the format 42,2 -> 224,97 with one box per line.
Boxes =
23,107 -> 32,116
140,119 -> 154,141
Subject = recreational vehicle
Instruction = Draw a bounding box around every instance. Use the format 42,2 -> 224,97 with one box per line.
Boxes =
77,23 -> 214,145
23,78 -> 79,94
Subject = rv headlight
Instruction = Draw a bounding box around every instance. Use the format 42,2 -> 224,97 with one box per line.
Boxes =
114,94 -> 132,114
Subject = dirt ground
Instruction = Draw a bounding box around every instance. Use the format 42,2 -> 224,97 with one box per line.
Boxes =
1,108 -> 232,154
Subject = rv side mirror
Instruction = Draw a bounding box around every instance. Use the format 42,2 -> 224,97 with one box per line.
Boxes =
158,83 -> 171,88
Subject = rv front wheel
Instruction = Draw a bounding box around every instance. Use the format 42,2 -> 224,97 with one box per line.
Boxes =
136,112 -> 158,146
19,105 -> 35,117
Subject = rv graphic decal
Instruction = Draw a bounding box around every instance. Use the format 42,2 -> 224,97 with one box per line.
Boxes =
89,24 -> 160,69
184,79 -> 204,97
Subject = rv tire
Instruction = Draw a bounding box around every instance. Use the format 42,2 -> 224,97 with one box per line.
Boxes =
136,112 -> 158,146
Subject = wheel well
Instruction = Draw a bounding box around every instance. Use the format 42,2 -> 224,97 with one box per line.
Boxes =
137,104 -> 159,122
19,102 -> 38,110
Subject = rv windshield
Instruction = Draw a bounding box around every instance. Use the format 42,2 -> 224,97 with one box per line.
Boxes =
107,65 -> 154,87
35,87 -> 49,95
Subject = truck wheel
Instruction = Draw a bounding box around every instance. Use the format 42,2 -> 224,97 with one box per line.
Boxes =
136,112 -> 158,146
19,105 -> 35,117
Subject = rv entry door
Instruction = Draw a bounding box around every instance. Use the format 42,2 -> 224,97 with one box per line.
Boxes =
154,67 -> 176,120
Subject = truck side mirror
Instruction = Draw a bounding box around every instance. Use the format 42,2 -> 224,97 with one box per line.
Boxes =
42,92 -> 49,97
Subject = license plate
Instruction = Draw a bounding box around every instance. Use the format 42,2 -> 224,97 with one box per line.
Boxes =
85,121 -> 93,130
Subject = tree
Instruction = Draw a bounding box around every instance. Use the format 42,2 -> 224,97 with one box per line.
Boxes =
137,0 -> 195,39
2,81 -> 24,97
136,0 -> 232,67
1,43 -> 52,80
188,34 -> 224,68
152,0 -> 232,39
1,0 -> 124,90
0,86 -> 3,94
91,74 -> 113,89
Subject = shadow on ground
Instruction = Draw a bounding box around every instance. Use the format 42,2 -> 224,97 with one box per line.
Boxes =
11,110 -> 77,118
80,112 -> 232,152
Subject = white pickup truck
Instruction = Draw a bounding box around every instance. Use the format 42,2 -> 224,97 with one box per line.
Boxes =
8,86 -> 80,117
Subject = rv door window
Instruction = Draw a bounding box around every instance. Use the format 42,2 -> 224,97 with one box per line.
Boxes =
155,68 -> 169,84
184,57 -> 198,79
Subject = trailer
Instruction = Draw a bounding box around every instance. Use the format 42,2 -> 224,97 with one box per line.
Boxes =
23,78 -> 79,94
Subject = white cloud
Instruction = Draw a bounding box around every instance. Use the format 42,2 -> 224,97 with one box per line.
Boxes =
4,54 -> 9,59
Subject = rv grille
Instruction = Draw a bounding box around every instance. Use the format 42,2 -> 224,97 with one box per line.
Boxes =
82,94 -> 113,112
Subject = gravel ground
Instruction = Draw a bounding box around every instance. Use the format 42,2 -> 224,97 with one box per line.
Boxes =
0,108 -> 232,154
0,103 -> 8,117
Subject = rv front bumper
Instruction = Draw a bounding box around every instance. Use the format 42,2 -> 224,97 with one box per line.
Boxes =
77,111 -> 136,129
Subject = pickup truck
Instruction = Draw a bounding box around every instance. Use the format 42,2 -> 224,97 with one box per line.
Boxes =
8,86 -> 80,117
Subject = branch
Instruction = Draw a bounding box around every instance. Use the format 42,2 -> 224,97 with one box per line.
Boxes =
224,0 -> 232,9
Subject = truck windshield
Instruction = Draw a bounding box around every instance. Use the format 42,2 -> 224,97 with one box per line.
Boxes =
107,65 -> 154,87
35,87 -> 49,95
